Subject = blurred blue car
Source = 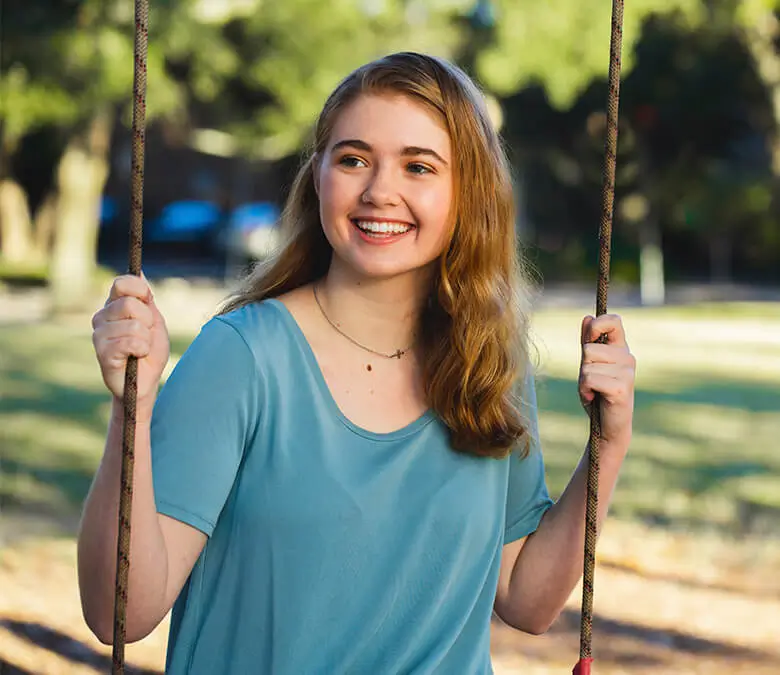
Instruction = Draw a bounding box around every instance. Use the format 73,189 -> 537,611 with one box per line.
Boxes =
145,200 -> 222,245
221,201 -> 281,261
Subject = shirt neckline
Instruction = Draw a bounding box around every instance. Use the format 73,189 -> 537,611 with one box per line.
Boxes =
265,298 -> 436,442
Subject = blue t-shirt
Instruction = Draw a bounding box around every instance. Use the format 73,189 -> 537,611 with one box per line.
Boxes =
151,299 -> 553,674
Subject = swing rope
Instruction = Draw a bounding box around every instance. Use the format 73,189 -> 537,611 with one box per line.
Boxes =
112,2 -> 624,673
112,0 -> 148,672
574,1 -> 625,674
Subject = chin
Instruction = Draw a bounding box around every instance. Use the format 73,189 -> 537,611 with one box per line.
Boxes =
340,254 -> 428,283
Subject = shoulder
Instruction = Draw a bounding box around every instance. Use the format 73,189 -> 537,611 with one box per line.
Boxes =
208,284 -> 318,366
216,295 -> 295,346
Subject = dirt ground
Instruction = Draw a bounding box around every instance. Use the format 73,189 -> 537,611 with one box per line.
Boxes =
1,521 -> 778,675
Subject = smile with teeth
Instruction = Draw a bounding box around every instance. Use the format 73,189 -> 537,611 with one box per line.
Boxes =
353,219 -> 413,236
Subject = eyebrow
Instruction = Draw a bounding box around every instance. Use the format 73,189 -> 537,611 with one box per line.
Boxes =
330,139 -> 449,166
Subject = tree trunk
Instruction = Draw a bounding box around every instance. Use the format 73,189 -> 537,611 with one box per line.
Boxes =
638,217 -> 665,306
0,179 -> 36,264
49,107 -> 113,313
636,138 -> 665,306
32,191 -> 58,259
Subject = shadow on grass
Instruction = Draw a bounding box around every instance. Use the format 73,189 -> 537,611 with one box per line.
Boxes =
556,607 -> 773,661
536,373 -> 780,536
1,458 -> 94,513
0,368 -> 110,429
0,619 -> 162,675
0,658 -> 35,674
0,332 -> 197,522
537,373 -> 780,418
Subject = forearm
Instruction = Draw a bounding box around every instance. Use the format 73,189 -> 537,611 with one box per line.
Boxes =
77,398 -> 169,643
505,438 -> 629,632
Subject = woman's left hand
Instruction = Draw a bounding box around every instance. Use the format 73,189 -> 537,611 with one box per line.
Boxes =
578,313 -> 636,449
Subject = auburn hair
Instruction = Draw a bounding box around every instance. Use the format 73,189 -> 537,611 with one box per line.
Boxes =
220,52 -> 536,459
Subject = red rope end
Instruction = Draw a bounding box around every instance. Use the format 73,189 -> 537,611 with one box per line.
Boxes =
573,657 -> 594,675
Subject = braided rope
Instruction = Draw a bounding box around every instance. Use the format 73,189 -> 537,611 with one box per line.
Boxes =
575,1 -> 625,673
112,0 -> 148,672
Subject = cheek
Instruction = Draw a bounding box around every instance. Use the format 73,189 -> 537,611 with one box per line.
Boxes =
418,184 -> 454,237
318,171 -> 356,220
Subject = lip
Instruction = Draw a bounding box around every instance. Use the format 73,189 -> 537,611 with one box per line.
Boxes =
351,219 -> 415,245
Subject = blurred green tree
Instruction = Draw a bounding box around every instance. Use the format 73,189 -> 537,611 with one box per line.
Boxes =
470,0 -> 778,295
169,0 -> 463,160
0,0 -> 185,310
473,0 -> 703,106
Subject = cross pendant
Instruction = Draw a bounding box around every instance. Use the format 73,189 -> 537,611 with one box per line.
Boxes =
392,349 -> 402,359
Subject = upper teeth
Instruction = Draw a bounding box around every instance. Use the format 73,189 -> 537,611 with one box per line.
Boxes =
356,221 -> 411,234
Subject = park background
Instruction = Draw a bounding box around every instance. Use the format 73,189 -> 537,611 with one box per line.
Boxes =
1,1 -> 779,673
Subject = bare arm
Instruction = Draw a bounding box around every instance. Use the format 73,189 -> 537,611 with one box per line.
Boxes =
77,399 -> 207,644
494,440 -> 627,633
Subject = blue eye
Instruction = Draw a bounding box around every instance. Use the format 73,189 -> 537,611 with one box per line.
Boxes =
407,162 -> 432,175
339,155 -> 366,168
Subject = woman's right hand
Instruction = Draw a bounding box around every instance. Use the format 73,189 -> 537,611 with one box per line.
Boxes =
92,274 -> 170,417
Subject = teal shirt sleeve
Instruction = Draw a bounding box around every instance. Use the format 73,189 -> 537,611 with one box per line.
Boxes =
504,375 -> 555,544
150,316 -> 262,536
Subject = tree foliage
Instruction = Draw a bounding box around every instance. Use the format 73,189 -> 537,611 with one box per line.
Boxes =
476,0 -> 702,106
0,0 -> 184,151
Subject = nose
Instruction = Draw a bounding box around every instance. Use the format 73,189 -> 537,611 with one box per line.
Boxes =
361,166 -> 401,207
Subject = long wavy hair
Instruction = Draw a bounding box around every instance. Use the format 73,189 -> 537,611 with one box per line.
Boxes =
220,52 -> 537,459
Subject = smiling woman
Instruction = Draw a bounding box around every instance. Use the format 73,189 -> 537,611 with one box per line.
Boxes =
78,51 -> 636,675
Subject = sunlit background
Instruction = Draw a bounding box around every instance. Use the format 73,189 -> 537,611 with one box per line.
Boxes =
1,1 -> 779,673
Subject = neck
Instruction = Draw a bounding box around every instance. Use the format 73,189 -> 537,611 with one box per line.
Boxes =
316,265 -> 430,357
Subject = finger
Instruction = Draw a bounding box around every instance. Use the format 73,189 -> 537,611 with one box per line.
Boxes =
582,313 -> 628,348
580,362 -> 630,380
582,342 -> 635,366
580,315 -> 594,345
94,332 -> 152,369
106,274 -> 153,305
93,318 -> 152,345
579,369 -> 632,402
101,296 -> 155,328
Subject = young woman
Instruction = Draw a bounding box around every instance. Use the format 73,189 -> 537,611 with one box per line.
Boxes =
79,52 -> 636,674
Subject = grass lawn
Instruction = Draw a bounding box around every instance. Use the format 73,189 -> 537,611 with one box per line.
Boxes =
2,300 -> 779,544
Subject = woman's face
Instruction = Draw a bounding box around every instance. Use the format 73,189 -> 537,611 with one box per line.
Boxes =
315,93 -> 454,285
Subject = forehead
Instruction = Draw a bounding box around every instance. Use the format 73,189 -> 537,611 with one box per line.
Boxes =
328,93 -> 451,158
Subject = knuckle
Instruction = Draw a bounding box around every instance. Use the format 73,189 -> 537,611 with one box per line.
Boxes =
112,277 -> 129,296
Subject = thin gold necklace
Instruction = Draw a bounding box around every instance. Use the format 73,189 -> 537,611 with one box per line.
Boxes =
312,283 -> 414,359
